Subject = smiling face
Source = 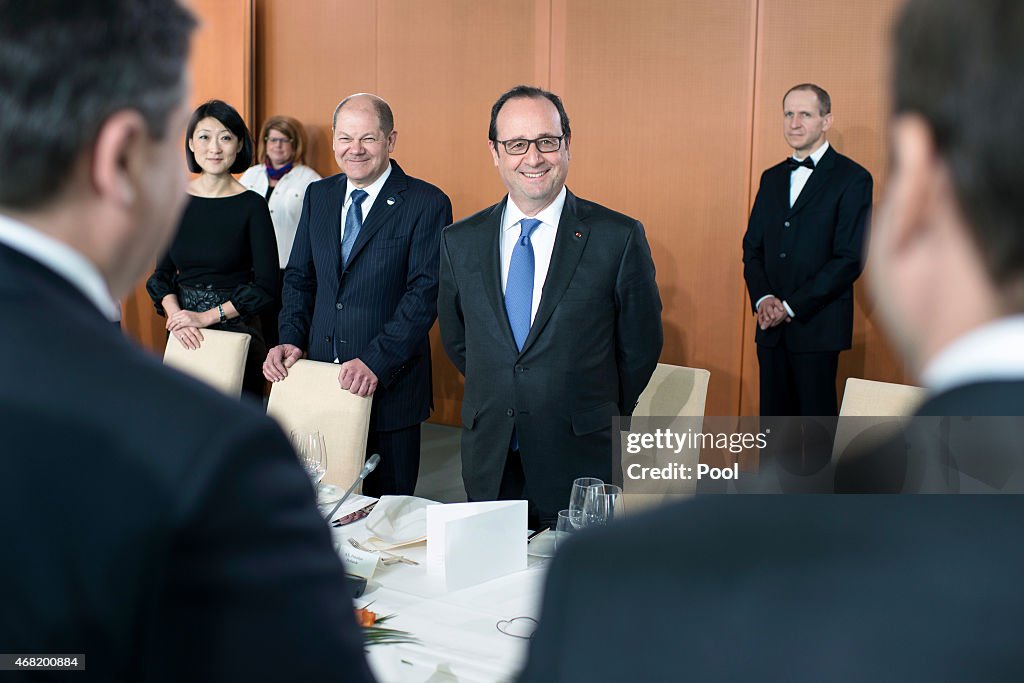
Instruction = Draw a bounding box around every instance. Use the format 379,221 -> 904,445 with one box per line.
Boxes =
489,96 -> 570,216
187,116 -> 240,175
783,89 -> 832,157
332,99 -> 396,188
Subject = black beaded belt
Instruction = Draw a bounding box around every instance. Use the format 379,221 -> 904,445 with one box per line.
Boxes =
177,283 -> 231,313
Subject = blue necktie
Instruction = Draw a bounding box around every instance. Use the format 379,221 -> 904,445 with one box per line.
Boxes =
505,218 -> 542,351
341,189 -> 368,267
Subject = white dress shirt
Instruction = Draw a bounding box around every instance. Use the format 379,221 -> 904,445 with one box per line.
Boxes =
341,162 -> 392,243
0,212 -> 121,321
921,316 -> 1024,394
499,186 -> 567,324
790,140 -> 830,207
239,163 -> 321,268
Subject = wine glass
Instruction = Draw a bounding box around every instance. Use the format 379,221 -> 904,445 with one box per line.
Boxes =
291,430 -> 327,492
569,477 -> 604,529
581,484 -> 624,527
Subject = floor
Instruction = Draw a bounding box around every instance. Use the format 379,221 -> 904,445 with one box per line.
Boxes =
413,422 -> 466,503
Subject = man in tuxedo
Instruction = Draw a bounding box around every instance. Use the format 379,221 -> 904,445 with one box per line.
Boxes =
518,2 -> 1024,680
743,84 -> 873,416
437,85 -> 663,525
0,2 -> 373,681
264,93 -> 452,497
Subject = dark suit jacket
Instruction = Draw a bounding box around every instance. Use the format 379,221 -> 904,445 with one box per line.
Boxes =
519,495 -> 1024,682
0,243 -> 373,682
742,146 -> 872,352
438,191 -> 663,516
280,160 -> 452,431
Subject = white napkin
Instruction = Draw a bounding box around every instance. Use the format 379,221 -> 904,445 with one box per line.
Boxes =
364,495 -> 432,548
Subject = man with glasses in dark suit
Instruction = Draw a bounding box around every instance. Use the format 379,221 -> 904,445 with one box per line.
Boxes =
438,85 -> 663,527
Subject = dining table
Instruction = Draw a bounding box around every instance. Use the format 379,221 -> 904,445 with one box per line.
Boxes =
326,494 -> 552,683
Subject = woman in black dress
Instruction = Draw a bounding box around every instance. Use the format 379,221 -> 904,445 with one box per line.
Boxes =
147,100 -> 278,399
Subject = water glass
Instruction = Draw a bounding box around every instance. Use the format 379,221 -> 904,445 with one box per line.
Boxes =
568,477 -> 604,529
553,509 -> 576,552
581,483 -> 624,527
291,430 -> 327,489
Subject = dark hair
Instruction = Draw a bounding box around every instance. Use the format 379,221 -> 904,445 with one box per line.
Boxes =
185,100 -> 253,174
783,83 -> 832,116
332,94 -> 395,135
894,0 -> 1024,295
0,0 -> 195,209
488,85 -> 572,143
256,115 -> 308,166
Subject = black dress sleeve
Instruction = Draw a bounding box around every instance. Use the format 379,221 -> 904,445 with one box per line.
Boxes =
146,247 -> 178,316
228,192 -> 280,317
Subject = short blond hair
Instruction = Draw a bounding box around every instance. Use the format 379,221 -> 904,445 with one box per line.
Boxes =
255,115 -> 308,165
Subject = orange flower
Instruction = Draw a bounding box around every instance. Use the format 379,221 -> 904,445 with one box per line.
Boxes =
354,608 -> 377,628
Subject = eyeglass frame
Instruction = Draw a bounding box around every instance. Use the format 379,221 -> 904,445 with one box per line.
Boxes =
264,135 -> 293,145
493,135 -> 566,155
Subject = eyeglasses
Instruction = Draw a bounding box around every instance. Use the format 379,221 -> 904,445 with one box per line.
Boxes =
265,136 -> 293,145
494,135 -> 564,155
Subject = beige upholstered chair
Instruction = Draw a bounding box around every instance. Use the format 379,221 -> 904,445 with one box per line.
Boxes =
266,359 -> 372,490
162,328 -> 250,398
832,377 -> 927,461
624,363 -> 712,511
634,363 -> 712,419
839,377 -> 926,417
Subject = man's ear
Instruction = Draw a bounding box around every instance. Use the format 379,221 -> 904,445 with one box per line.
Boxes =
489,140 -> 500,167
91,110 -> 147,207
885,113 -> 940,253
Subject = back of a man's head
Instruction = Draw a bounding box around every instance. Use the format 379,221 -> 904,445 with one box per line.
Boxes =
894,0 -> 1024,301
0,0 -> 195,211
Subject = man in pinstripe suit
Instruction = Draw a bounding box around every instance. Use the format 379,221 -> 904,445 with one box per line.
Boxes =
264,94 -> 453,496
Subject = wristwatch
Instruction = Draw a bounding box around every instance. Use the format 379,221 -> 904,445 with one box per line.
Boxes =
217,304 -> 226,323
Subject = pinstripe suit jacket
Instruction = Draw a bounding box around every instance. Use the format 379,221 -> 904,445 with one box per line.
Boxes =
279,161 -> 453,431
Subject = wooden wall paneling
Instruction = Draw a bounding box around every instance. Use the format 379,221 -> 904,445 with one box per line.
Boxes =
122,0 -> 253,357
738,0 -> 906,415
374,0 -> 550,425
556,0 -> 758,417
255,0 -> 379,177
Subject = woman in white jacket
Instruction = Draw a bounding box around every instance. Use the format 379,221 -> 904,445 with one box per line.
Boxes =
240,115 -> 320,346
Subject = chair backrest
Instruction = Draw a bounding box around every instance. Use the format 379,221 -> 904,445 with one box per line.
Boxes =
634,363 -> 712,418
266,359 -> 372,490
833,377 -> 927,462
624,363 -> 712,512
839,377 -> 926,417
162,328 -> 250,398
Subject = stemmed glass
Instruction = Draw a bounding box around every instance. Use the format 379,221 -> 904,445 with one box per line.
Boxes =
569,477 -> 604,529
291,430 -> 327,493
581,484 -> 624,527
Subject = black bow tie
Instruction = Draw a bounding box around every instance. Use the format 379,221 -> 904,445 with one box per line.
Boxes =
787,156 -> 815,171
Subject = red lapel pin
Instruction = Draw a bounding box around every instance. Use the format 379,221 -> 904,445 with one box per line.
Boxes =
575,231 -> 583,238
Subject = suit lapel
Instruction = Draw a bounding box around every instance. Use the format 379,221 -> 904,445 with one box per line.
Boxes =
519,191 -> 588,355
324,175 -> 345,285
478,199 -> 518,351
344,161 -> 408,268
788,146 -> 835,217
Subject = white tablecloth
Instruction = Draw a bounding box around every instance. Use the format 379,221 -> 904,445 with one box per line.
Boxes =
329,500 -> 550,683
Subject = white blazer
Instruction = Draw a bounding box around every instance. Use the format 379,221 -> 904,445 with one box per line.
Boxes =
240,164 -> 322,268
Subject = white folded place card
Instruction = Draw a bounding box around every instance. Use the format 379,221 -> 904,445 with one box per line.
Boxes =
426,500 -> 528,592
339,543 -> 378,579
